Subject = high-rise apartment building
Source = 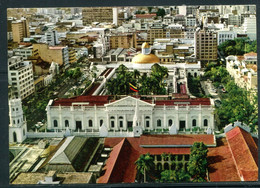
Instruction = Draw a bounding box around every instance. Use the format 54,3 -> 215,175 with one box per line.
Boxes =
45,30 -> 59,46
33,43 -> 69,68
82,7 -> 119,25
8,56 -> 35,100
109,33 -> 135,49
195,30 -> 218,65
11,17 -> 30,43
244,15 -> 256,40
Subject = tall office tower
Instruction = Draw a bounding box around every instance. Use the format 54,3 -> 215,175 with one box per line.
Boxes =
244,15 -> 256,40
45,30 -> 59,46
8,56 -> 35,100
195,29 -> 218,66
11,17 -> 30,43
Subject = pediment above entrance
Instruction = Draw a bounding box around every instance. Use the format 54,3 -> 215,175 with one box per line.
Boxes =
104,96 -> 155,108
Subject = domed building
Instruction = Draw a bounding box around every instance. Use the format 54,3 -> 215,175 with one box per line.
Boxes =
132,42 -> 160,69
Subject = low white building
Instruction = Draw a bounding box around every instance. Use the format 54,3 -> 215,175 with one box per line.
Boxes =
217,26 -> 237,45
226,53 -> 257,91
46,96 -> 214,134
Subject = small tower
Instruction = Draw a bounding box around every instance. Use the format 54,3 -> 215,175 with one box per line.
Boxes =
9,98 -> 27,143
141,42 -> 151,55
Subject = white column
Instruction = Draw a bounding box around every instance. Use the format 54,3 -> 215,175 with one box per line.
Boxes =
94,105 -> 98,130
176,107 -> 179,130
164,105 -> 167,129
59,105 -> 62,130
151,112 -> 153,130
199,111 -> 202,129
82,110 -> 85,130
185,113 -> 189,130
210,113 -> 214,129
142,114 -> 145,129
107,113 -> 109,130
124,114 -> 127,131
115,114 -> 118,130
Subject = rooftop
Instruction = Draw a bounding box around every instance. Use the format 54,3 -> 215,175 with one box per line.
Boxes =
12,172 -> 93,184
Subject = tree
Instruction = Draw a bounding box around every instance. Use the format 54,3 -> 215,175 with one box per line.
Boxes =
135,153 -> 154,183
156,8 -> 166,18
148,7 -> 153,13
160,169 -> 191,183
187,142 -> 208,182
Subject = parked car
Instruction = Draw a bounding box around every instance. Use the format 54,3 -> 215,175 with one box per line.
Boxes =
222,88 -> 227,93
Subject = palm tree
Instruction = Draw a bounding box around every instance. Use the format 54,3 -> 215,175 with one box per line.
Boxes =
135,153 -> 154,183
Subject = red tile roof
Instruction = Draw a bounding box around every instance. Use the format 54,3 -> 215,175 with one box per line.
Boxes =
98,138 -> 126,183
139,134 -> 215,146
99,134 -> 215,183
136,14 -> 156,19
51,96 -> 211,107
207,138 -> 240,182
226,126 -> 258,181
52,95 -> 109,106
244,52 -> 257,57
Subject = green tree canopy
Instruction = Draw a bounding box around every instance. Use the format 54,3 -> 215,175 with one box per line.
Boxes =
187,142 -> 208,182
135,153 -> 154,183
160,169 -> 191,183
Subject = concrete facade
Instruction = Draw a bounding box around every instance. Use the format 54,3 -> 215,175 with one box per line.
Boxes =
46,96 -> 214,134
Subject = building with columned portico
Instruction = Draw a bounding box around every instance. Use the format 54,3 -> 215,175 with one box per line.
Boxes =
46,95 -> 214,134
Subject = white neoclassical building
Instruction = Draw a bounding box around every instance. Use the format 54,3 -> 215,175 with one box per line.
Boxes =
46,95 -> 214,134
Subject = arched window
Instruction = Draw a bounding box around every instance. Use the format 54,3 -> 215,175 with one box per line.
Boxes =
13,132 -> 17,142
204,119 -> 208,127
18,119 -> 20,124
145,116 -> 150,128
89,120 -> 93,127
100,119 -> 103,127
157,119 -> 161,127
168,119 -> 173,126
65,120 -> 69,127
119,116 -> 123,128
194,72 -> 197,77
53,120 -> 58,127
16,108 -> 18,111
13,120 -> 15,124
192,119 -> 196,127
23,129 -> 25,136
110,116 -> 115,128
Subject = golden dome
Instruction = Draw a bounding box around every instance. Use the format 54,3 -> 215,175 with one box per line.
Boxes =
142,42 -> 150,49
132,53 -> 160,64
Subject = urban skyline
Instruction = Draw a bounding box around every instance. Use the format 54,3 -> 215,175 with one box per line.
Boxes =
7,5 -> 258,184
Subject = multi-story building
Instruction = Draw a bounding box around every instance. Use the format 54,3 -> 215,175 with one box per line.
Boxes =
46,96 -> 214,133
8,56 -> 35,100
45,30 -> 59,46
185,15 -> 197,27
217,26 -> 237,45
109,33 -> 135,49
11,17 -> 30,43
13,45 -> 33,59
194,29 -> 218,65
243,15 -> 256,40
82,7 -> 119,25
226,53 -> 257,91
68,48 -> 77,64
228,13 -> 242,26
33,43 -> 69,68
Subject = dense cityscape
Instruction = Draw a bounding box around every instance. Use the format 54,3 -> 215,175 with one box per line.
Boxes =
8,5 -> 258,184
